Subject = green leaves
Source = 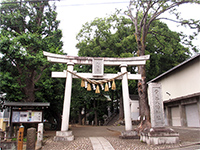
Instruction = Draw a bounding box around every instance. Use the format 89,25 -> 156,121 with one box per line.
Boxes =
76,10 -> 191,91
0,0 -> 63,102
76,14 -> 136,58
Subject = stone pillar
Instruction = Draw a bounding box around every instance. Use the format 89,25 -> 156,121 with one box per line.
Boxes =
165,106 -> 172,126
197,98 -> 200,127
148,83 -> 165,128
54,62 -> 74,141
36,123 -> 43,150
179,104 -> 187,127
140,83 -> 179,145
61,62 -> 74,131
120,64 -> 132,131
26,128 -> 36,150
107,106 -> 111,117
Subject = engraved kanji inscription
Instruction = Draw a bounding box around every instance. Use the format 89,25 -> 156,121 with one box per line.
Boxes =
152,87 -> 165,127
92,59 -> 104,76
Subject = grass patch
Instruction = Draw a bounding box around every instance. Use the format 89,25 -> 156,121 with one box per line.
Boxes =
12,137 -> 27,142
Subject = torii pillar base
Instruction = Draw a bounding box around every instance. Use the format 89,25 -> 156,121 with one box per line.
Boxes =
53,131 -> 74,142
119,130 -> 139,139
140,127 -> 179,145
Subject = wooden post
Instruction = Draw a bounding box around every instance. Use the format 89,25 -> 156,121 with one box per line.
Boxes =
17,125 -> 24,150
8,107 -> 13,138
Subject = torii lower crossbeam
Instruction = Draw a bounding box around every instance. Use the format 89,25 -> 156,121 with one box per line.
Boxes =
43,51 -> 150,141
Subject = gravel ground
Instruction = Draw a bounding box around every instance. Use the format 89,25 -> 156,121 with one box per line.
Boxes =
42,136 -> 185,150
43,137 -> 93,150
105,137 -> 182,150
171,126 -> 200,143
41,125 -> 200,150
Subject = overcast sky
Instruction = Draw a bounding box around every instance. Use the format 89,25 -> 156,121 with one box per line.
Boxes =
0,0 -> 199,56
54,0 -> 200,56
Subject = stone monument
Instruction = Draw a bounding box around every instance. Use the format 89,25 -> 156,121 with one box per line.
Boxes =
140,83 -> 179,145
26,128 -> 36,150
36,123 -> 44,150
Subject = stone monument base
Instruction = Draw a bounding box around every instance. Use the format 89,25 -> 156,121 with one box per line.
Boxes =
53,131 -> 74,142
119,130 -> 139,139
140,127 -> 179,145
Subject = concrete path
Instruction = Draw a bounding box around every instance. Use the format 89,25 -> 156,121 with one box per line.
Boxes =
42,125 -> 200,150
89,137 -> 114,150
72,125 -> 120,137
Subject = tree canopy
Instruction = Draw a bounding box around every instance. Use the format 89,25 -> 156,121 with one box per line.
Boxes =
0,0 -> 64,102
126,0 -> 200,122
76,11 -> 193,121
76,13 -> 190,82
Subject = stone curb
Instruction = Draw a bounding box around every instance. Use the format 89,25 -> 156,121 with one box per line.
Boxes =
106,127 -> 122,134
106,126 -> 200,149
162,142 -> 200,150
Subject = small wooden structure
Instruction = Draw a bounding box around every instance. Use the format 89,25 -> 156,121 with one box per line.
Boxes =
3,101 -> 50,138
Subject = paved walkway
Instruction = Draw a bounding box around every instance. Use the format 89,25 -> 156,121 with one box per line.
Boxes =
42,125 -> 200,150
89,137 -> 114,150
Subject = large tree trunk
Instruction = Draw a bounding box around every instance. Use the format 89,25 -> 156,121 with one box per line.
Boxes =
135,31 -> 150,121
138,65 -> 150,121
136,33 -> 151,131
21,69 -> 39,102
23,79 -> 35,102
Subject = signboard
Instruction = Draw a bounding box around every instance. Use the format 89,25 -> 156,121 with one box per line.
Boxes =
12,111 -> 42,123
92,58 -> 104,76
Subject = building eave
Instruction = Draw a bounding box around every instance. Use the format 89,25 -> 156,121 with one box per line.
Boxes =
148,53 -> 200,84
164,92 -> 200,104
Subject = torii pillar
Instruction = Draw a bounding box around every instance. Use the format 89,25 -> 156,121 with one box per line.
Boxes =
121,64 -> 132,131
43,51 -> 150,141
61,62 -> 74,131
54,62 -> 75,141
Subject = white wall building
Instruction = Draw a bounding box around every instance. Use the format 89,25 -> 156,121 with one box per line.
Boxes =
148,53 -> 200,127
130,95 -> 139,120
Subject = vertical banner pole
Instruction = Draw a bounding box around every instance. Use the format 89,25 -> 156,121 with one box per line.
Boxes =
17,125 -> 24,150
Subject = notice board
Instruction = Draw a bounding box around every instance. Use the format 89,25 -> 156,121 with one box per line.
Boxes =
12,111 -> 42,123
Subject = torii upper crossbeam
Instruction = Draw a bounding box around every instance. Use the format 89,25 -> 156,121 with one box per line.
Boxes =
43,51 -> 150,141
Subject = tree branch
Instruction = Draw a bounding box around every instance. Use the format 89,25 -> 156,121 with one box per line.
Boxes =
34,64 -> 48,83
152,33 -> 165,49
149,30 -> 181,41
127,1 -> 136,25
139,0 -> 157,33
156,17 -> 182,23
147,1 -> 191,30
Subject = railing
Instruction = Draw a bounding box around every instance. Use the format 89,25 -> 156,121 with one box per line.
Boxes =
103,112 -> 118,126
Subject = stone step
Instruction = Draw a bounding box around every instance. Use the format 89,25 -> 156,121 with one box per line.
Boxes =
53,135 -> 74,142
53,131 -> 74,141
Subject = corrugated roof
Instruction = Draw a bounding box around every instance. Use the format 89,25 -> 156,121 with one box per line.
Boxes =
148,53 -> 200,83
3,101 -> 50,107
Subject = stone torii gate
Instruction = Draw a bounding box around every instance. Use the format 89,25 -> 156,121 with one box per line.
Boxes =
43,51 -> 150,141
